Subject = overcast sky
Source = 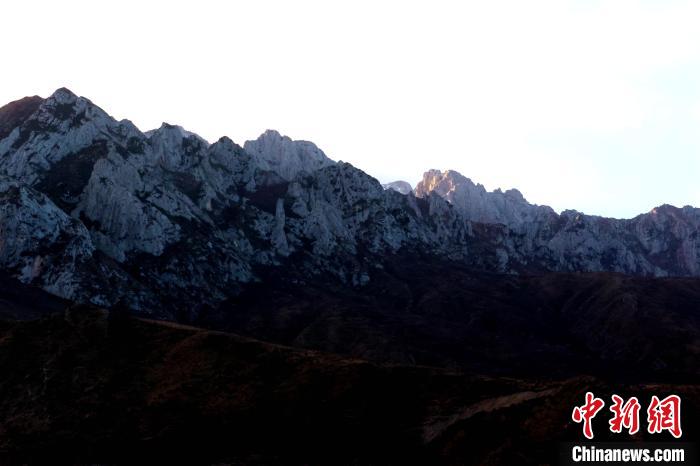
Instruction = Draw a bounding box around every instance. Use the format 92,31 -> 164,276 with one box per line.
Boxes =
2,0 -> 700,218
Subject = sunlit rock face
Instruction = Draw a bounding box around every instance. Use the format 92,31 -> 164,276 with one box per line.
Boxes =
415,169 -> 700,277
415,169 -> 555,226
0,88 -> 699,318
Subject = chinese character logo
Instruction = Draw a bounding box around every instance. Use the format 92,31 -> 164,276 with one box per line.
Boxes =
572,392 -> 683,439
647,395 -> 682,438
609,394 -> 641,435
572,392 -> 606,439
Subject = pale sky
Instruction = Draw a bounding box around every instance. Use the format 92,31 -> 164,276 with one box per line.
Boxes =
2,0 -> 700,218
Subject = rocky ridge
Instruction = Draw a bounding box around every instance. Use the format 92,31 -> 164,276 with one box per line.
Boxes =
0,88 -> 699,318
0,89 -> 478,316
382,180 -> 413,195
413,169 -> 700,276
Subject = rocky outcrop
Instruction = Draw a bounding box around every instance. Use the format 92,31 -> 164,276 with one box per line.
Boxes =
0,88 -> 699,318
415,169 -> 555,226
415,169 -> 700,277
146,122 -> 209,171
0,176 -> 95,300
0,95 -> 44,141
0,89 -> 484,316
382,180 -> 413,195
0,88 -> 121,185
243,129 -> 334,180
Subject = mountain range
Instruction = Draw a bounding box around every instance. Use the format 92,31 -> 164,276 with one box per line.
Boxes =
0,88 -> 699,464
1,88 -> 700,321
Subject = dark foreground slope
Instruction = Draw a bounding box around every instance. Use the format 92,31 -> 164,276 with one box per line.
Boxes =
1,263 -> 699,465
0,272 -> 68,320
207,254 -> 700,381
0,306 -> 698,465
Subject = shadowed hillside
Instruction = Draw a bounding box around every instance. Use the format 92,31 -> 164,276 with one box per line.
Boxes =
0,304 -> 697,465
208,255 -> 700,382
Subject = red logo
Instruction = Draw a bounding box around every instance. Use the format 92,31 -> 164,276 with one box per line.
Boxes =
647,395 -> 682,438
609,395 -> 641,435
572,392 -> 682,439
572,392 -> 605,439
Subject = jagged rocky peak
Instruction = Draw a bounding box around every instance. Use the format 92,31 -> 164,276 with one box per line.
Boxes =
647,203 -> 691,218
146,122 -> 208,144
414,168 -> 555,227
244,129 -> 334,180
0,95 -> 44,141
147,122 -> 209,170
0,87 -> 123,184
208,135 -> 253,173
382,180 -> 413,195
0,175 -> 95,299
50,87 -> 78,103
504,188 -> 525,202
38,87 -> 112,125
3,87 -> 116,138
209,135 -> 234,150
3,88 -> 700,315
415,169 -> 485,197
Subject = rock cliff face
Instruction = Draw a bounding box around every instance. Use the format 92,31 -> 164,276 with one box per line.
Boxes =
0,95 -> 43,141
0,88 -> 699,318
0,89 -> 481,316
0,177 -> 95,299
415,169 -> 700,277
243,129 -> 334,181
415,169 -> 554,226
